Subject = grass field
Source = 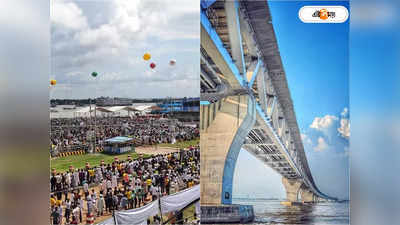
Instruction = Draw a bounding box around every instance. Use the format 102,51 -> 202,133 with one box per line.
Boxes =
183,204 -> 197,221
157,138 -> 199,149
51,139 -> 199,173
161,203 -> 197,224
50,152 -> 149,173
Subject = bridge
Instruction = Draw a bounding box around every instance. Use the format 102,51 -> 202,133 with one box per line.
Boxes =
200,0 -> 336,222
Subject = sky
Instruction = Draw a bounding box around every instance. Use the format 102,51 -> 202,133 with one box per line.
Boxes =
50,0 -> 199,99
233,1 -> 350,200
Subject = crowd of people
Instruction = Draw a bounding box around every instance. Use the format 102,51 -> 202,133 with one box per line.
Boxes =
50,116 -> 199,154
50,147 -> 200,225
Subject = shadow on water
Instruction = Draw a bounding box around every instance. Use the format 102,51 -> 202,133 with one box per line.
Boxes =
233,199 -> 349,225
254,203 -> 314,224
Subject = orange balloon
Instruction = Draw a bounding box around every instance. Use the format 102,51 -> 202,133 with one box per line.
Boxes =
143,53 -> 151,61
50,79 -> 57,86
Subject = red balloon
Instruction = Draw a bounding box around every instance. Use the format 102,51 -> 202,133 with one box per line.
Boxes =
150,62 -> 156,69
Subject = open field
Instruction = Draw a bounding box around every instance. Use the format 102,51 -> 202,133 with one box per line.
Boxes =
51,139 -> 198,173
157,138 -> 199,149
50,152 -> 149,173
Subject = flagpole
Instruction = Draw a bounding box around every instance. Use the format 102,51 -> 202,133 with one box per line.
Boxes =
89,98 -> 92,153
94,75 -> 98,154
112,209 -> 117,225
158,186 -> 164,225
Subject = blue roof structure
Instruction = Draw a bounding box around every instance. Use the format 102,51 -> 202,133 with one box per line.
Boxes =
104,136 -> 133,143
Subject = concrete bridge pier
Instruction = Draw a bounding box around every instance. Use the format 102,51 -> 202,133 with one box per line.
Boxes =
313,194 -> 318,203
300,188 -> 315,203
200,95 -> 249,205
200,95 -> 256,223
281,177 -> 303,205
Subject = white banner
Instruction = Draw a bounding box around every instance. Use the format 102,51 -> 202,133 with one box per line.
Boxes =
160,185 -> 200,214
96,186 -> 199,225
115,200 -> 159,225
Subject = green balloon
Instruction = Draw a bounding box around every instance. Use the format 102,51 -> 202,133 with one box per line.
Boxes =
91,72 -> 98,77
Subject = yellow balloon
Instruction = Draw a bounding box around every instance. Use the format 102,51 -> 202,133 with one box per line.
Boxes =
143,53 -> 151,61
50,79 -> 57,86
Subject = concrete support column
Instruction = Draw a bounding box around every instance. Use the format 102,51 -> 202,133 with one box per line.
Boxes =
312,194 -> 316,202
300,188 -> 315,203
200,95 -> 249,205
282,177 -> 302,202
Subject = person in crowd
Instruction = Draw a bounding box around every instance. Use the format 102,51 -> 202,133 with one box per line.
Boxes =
50,116 -> 199,154
86,195 -> 93,216
120,194 -> 128,210
49,145 -> 200,224
51,206 -> 61,225
97,194 -> 105,216
64,198 -> 71,223
150,185 -> 159,201
72,204 -> 81,224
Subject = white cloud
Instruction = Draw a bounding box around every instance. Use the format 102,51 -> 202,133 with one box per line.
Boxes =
310,115 -> 338,131
51,1 -> 88,31
77,25 -> 122,48
338,118 -> 350,140
69,0 -> 199,52
301,133 -> 312,145
314,137 -> 329,152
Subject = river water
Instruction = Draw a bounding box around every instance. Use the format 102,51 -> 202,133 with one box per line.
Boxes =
233,199 -> 349,225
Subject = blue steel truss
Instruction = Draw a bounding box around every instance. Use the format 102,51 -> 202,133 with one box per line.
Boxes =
200,0 -> 217,10
221,96 -> 256,204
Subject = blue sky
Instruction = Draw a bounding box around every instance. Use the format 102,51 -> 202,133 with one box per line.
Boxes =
234,1 -> 350,200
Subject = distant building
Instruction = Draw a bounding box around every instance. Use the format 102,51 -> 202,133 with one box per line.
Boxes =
156,97 -> 199,113
96,97 -> 132,106
61,105 -> 76,110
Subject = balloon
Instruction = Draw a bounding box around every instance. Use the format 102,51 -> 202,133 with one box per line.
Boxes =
143,53 -> 151,61
50,79 -> 57,86
169,59 -> 176,66
91,72 -> 98,77
150,62 -> 156,69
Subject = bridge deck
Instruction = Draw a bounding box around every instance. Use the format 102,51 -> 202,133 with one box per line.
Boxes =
200,0 -> 335,201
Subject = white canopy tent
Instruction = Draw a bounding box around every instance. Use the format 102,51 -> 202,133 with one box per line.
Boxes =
134,105 -> 153,112
104,106 -> 140,117
73,106 -> 141,117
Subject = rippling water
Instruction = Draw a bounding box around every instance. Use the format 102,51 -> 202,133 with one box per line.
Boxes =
233,199 -> 349,225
